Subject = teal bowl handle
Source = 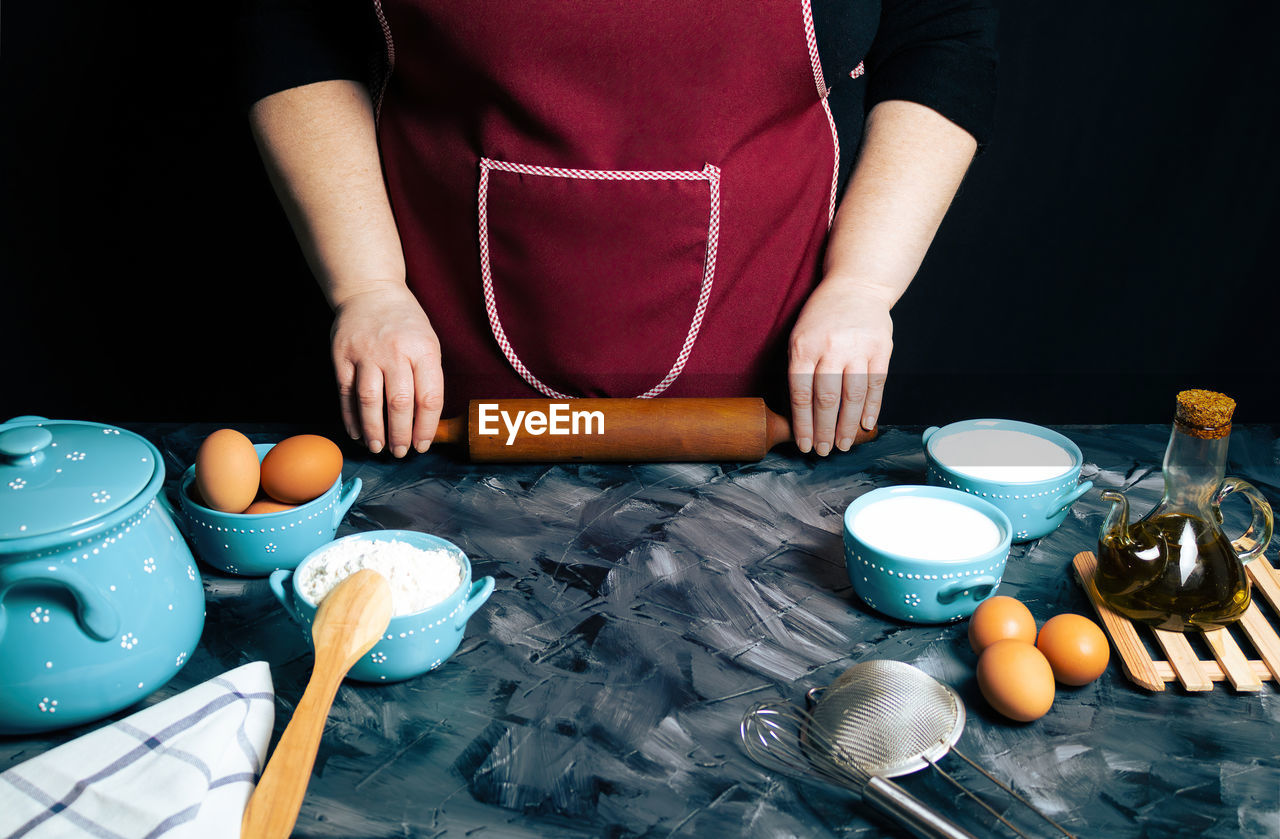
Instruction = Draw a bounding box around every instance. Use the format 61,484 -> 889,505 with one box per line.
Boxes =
332,477 -> 362,528
921,426 -> 941,447
1048,480 -> 1094,519
456,576 -> 495,630
268,569 -> 306,626
936,575 -> 998,604
0,560 -> 121,644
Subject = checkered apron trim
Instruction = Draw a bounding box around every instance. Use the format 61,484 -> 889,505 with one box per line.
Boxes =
368,0 -> 395,121
477,157 -> 722,399
801,0 -> 840,229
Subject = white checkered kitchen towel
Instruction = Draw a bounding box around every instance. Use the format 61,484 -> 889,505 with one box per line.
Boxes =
0,661 -> 274,839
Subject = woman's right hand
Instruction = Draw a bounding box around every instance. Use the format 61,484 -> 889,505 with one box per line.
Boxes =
249,81 -> 428,456
330,281 -> 444,457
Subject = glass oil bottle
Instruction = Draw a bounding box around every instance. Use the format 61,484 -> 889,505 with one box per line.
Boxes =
1095,390 -> 1273,631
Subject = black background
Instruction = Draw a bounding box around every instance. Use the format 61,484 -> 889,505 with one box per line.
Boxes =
4,2 -> 1279,430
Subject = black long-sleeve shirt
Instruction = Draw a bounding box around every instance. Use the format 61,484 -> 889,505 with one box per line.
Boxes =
235,0 -> 998,190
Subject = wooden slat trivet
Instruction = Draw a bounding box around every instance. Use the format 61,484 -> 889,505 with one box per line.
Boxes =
1150,626 -> 1212,691
1202,626 -> 1263,691
1249,554 -> 1280,614
1072,551 -> 1280,692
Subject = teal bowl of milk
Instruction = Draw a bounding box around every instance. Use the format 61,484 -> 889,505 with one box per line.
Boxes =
844,486 -> 1013,623
922,419 -> 1093,543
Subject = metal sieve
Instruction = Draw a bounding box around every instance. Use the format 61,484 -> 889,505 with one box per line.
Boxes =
740,660 -> 1076,839
805,658 -> 965,778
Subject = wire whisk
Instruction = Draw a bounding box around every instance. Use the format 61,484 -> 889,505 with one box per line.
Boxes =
740,659 -> 1077,839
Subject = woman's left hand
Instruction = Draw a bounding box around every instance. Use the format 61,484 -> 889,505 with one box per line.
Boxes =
787,281 -> 893,456
784,99 -> 978,456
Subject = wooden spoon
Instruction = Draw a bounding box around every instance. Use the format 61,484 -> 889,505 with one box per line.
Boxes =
241,569 -> 394,839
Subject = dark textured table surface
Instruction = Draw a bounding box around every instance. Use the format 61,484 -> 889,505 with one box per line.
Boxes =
4,422 -> 1279,838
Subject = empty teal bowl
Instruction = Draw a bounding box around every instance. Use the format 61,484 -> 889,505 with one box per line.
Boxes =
843,485 -> 1012,623
922,419 -> 1093,543
269,530 -> 495,683
177,443 -> 361,576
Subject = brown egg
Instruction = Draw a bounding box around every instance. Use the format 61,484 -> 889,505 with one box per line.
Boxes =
977,639 -> 1056,722
967,595 -> 1037,654
260,434 -> 343,504
195,428 -> 260,513
243,497 -> 298,515
1036,613 -> 1110,686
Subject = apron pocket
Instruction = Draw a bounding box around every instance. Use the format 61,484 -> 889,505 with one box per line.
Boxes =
478,157 -> 721,398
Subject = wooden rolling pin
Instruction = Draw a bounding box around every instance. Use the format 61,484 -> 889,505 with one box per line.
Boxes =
430,397 -> 877,462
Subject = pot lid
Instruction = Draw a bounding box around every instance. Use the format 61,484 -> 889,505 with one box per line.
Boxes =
0,417 -> 160,541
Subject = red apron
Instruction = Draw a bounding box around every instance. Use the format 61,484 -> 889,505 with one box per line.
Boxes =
373,0 -> 839,415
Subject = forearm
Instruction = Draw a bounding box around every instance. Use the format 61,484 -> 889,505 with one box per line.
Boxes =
820,99 -> 978,306
248,79 -> 406,309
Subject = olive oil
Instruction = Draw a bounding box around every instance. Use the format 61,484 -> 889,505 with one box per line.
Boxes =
1096,513 -> 1249,631
1095,390 -> 1272,633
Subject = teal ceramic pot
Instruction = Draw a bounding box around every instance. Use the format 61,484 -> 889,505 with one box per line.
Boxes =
269,530 -> 495,683
177,443 -> 361,577
922,419 -> 1093,543
843,486 -> 1012,624
0,416 -> 205,735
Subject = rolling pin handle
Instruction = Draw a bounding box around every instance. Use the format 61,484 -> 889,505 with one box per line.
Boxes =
765,409 -> 792,450
432,416 -> 465,446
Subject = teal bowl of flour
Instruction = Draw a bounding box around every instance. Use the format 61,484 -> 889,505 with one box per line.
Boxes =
269,530 -> 494,683
922,419 -> 1093,543
844,486 -> 1012,623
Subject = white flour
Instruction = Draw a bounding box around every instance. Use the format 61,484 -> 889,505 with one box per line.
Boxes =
298,538 -> 462,616
852,496 -> 1001,561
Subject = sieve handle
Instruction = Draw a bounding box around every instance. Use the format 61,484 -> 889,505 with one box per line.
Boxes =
863,775 -> 979,839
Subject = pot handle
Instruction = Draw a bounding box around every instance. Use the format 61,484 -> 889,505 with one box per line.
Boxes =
331,477 -> 362,529
268,569 -> 307,627
1048,479 -> 1094,519
936,575 -> 998,605
455,576 -> 495,631
0,560 -> 121,645
0,425 -> 54,467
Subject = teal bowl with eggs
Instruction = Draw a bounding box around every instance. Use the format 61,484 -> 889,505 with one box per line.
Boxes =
843,486 -> 1012,623
177,443 -> 361,577
922,419 -> 1093,543
269,530 -> 494,683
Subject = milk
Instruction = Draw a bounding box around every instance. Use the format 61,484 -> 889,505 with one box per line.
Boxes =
931,429 -> 1073,483
852,496 -> 1001,560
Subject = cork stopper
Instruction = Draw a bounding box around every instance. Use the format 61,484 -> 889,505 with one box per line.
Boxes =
1175,389 -> 1235,439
